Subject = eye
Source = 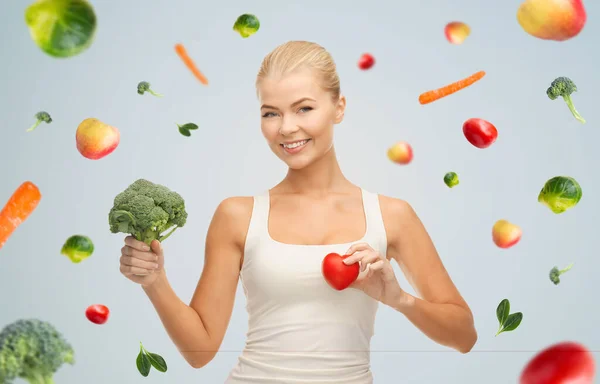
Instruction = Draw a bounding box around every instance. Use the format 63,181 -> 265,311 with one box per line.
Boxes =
298,106 -> 313,113
262,112 -> 277,118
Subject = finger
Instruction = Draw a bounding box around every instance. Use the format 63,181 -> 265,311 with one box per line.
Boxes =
150,239 -> 163,256
122,246 -> 158,262
120,255 -> 158,270
367,260 -> 385,271
345,242 -> 373,255
343,250 -> 366,265
120,264 -> 154,276
124,236 -> 151,251
359,252 -> 382,272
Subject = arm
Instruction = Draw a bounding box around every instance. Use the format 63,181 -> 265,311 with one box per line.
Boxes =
380,196 -> 477,354
142,197 -> 252,368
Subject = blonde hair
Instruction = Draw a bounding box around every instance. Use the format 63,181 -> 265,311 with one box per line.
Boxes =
256,41 -> 341,101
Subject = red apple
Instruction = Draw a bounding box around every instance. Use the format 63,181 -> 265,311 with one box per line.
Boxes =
463,118 -> 498,149
322,253 -> 359,291
492,220 -> 522,249
85,304 -> 110,324
520,341 -> 595,383
517,0 -> 586,41
76,118 -> 120,160
444,22 -> 471,44
387,141 -> 413,165
358,53 -> 375,70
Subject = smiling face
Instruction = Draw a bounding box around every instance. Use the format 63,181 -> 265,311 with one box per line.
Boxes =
258,67 -> 346,170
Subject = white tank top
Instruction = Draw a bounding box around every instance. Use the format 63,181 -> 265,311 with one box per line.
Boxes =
225,188 -> 387,383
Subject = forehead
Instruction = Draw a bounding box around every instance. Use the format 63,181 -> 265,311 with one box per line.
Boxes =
258,69 -> 324,104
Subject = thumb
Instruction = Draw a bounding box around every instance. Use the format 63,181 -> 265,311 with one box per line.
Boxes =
150,239 -> 163,256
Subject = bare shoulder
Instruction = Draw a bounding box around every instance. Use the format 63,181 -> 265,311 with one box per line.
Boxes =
210,196 -> 254,248
377,195 -> 419,244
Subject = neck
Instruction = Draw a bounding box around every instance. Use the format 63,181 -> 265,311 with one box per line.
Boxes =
280,146 -> 350,195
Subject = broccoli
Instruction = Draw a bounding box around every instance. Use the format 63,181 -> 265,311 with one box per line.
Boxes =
108,179 -> 187,245
26,111 -> 52,132
549,262 -> 574,285
137,81 -> 163,97
546,77 -> 585,124
0,319 -> 74,384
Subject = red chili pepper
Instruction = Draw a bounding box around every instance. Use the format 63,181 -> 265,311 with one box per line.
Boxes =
462,118 -> 498,149
85,304 -> 110,325
520,341 -> 595,384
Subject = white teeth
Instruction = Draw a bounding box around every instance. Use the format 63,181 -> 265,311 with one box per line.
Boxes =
283,140 -> 308,149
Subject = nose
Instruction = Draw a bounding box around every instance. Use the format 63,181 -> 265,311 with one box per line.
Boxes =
278,116 -> 300,136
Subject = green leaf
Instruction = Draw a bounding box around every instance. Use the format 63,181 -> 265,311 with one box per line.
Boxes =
136,348 -> 151,377
502,312 -> 523,332
496,299 -> 510,326
179,123 -> 198,130
146,352 -> 168,372
178,126 -> 191,137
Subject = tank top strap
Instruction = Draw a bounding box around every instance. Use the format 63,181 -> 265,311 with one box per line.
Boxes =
243,191 -> 270,254
361,189 -> 388,256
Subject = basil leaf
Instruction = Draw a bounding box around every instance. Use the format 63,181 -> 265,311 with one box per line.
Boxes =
496,299 -> 510,326
178,126 -> 191,137
501,312 -> 523,333
180,123 -> 198,130
136,349 -> 151,377
147,352 -> 168,372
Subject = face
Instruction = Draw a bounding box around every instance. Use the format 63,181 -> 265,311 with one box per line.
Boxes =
258,68 -> 346,170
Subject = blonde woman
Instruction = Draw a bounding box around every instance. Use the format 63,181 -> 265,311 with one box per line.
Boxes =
119,41 -> 478,383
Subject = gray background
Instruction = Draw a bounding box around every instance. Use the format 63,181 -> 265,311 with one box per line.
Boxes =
1,0 -> 598,383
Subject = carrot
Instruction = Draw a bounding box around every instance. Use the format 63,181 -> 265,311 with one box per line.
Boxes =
174,43 -> 209,85
418,70 -> 486,105
0,181 -> 42,250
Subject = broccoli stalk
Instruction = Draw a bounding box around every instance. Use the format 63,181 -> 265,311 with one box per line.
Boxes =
549,262 -> 574,285
137,81 -> 163,97
0,319 -> 74,384
546,77 -> 585,124
108,179 -> 187,245
26,111 -> 52,132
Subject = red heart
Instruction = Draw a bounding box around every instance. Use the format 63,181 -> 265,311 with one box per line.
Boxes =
322,253 -> 360,291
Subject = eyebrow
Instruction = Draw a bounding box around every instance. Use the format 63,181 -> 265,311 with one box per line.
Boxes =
260,97 -> 316,110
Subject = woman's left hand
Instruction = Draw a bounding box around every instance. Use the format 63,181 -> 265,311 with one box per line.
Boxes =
343,242 -> 406,308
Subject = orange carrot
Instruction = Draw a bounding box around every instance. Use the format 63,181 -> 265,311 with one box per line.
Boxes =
418,70 -> 486,105
174,43 -> 209,85
0,181 -> 41,250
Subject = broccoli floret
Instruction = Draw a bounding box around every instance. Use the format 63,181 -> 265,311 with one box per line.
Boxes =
137,81 -> 163,97
108,179 -> 187,245
549,262 -> 574,285
546,77 -> 585,124
0,319 -> 74,384
26,111 -> 52,132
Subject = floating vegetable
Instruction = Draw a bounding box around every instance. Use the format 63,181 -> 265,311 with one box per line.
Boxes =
387,141 -> 413,165
443,172 -> 459,188
519,341 -> 595,384
85,304 -> 110,324
419,70 -> 485,105
549,262 -> 574,285
25,0 -> 97,58
0,181 -> 41,251
358,53 -> 375,70
444,22 -> 470,44
492,220 -> 522,249
177,122 -> 199,137
517,0 -> 587,42
27,111 -> 52,132
463,118 -> 498,148
496,298 -> 523,336
61,235 -> 94,263
76,118 -> 120,160
137,81 -> 163,97
547,77 -> 585,123
233,14 -> 260,38
136,342 -> 167,377
538,176 -> 582,214
174,43 -> 209,85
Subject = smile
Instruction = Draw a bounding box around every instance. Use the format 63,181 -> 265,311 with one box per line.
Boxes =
280,139 -> 311,154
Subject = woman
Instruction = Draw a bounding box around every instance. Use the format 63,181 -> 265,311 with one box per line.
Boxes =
119,40 -> 478,383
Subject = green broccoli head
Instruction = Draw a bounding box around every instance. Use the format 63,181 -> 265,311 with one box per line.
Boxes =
546,77 -> 585,123
27,111 -> 52,132
137,81 -> 162,97
549,263 -> 574,285
0,319 -> 74,384
109,179 -> 187,245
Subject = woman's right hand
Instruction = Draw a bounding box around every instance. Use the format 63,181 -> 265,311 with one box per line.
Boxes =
120,236 -> 164,287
